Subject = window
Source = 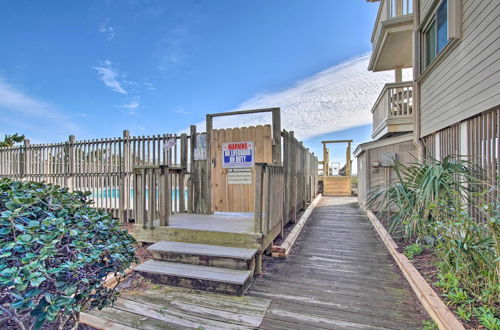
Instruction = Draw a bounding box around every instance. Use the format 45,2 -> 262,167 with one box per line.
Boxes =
424,0 -> 449,67
436,0 -> 448,52
389,0 -> 413,18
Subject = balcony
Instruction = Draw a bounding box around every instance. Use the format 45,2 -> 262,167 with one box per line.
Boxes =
372,81 -> 414,140
368,0 -> 413,72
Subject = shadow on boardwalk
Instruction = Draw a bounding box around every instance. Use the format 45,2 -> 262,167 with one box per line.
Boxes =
85,197 -> 429,329
252,197 -> 429,329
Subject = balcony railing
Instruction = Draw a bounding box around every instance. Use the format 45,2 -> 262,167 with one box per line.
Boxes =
372,81 -> 414,139
371,0 -> 413,44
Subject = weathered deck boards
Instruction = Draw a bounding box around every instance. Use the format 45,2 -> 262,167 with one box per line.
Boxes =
253,197 -> 429,329
162,212 -> 254,233
86,284 -> 272,329
85,197 -> 429,329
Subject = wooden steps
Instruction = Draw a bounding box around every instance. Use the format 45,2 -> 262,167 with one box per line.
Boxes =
323,176 -> 352,197
148,241 -> 257,270
135,241 -> 258,295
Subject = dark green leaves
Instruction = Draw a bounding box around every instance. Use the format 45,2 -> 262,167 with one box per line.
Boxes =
0,178 -> 137,329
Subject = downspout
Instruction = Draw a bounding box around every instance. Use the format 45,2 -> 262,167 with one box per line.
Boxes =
412,0 -> 425,160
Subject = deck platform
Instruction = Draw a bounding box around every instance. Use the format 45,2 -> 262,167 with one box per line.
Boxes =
85,197 -> 429,329
132,212 -> 268,250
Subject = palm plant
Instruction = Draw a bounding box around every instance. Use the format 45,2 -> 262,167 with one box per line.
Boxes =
368,155 -> 484,240
369,156 -> 499,306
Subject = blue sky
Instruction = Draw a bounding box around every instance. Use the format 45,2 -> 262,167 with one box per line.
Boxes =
0,0 -> 386,169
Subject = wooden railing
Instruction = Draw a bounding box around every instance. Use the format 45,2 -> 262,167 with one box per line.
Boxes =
372,81 -> 414,139
282,130 -> 319,224
133,165 -> 187,229
254,164 -> 285,235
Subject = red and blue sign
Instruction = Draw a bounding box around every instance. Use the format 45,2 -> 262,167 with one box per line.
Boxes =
222,141 -> 254,168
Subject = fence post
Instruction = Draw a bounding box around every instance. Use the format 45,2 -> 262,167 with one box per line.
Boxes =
179,133 -> 188,212
23,139 -> 30,180
272,108 -> 282,165
254,164 -> 264,233
205,115 -> 213,214
189,125 -> 196,213
290,131 -> 297,222
282,130 -> 289,227
66,135 -> 76,191
120,130 -> 130,223
346,141 -> 352,177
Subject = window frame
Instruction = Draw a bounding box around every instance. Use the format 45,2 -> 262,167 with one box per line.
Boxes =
422,0 -> 450,69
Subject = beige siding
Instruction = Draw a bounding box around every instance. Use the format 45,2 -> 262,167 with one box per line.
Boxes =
420,0 -> 500,136
420,0 -> 435,20
357,154 -> 367,208
357,140 -> 416,209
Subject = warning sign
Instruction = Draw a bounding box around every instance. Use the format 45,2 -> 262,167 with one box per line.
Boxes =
222,141 -> 254,168
227,168 -> 252,184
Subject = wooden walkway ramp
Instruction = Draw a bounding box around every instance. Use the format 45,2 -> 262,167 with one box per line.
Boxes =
251,197 -> 428,329
84,197 -> 429,329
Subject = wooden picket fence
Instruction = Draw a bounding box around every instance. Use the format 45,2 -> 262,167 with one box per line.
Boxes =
0,131 -> 190,221
253,131 -> 319,237
282,130 -> 319,224
0,125 -> 318,233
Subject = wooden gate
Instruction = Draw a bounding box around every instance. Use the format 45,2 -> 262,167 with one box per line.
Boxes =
210,125 -> 272,212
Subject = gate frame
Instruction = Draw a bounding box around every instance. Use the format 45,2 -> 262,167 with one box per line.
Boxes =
205,107 -> 281,214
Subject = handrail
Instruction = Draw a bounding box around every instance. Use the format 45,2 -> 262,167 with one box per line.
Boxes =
371,81 -> 413,138
371,81 -> 414,113
133,165 -> 187,228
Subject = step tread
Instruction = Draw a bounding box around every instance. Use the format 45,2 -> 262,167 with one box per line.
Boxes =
135,260 -> 252,285
148,241 -> 257,260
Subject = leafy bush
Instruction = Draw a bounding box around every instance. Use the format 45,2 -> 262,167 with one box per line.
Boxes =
422,320 -> 438,330
368,156 -> 499,325
404,242 -> 424,260
368,156 -> 482,240
474,306 -> 500,330
0,179 -> 136,329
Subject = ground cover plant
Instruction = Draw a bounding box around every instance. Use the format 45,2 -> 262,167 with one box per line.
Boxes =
369,156 -> 499,329
0,179 -> 137,329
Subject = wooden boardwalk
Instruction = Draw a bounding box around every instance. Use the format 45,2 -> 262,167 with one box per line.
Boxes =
84,197 -> 429,329
252,197 -> 428,329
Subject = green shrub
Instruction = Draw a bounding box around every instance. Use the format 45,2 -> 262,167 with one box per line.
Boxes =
422,320 -> 438,330
368,156 -> 482,240
456,304 -> 472,321
404,242 -> 424,260
0,179 -> 137,329
474,306 -> 500,330
369,156 -> 499,322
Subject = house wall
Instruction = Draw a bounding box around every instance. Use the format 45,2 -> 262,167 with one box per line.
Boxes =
419,0 -> 500,137
420,0 -> 435,21
357,139 -> 416,209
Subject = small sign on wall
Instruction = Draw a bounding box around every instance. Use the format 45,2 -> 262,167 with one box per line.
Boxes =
194,134 -> 207,160
164,138 -> 176,151
222,141 -> 254,168
227,168 -> 252,184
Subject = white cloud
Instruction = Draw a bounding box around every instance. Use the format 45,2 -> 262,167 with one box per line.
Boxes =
144,82 -> 156,91
193,55 -> 410,141
118,97 -> 140,115
94,60 -> 127,94
0,77 -> 80,141
156,25 -> 189,72
99,20 -> 115,41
